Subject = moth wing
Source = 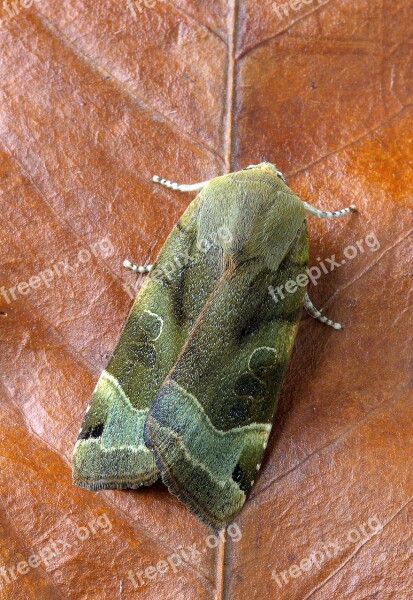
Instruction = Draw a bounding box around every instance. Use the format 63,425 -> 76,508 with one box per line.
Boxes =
72,196 -> 222,490
145,222 -> 309,528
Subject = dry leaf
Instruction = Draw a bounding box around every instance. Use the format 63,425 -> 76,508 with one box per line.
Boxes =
0,0 -> 412,598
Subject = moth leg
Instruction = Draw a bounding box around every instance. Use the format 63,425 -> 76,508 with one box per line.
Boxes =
304,293 -> 342,330
152,175 -> 211,192
302,201 -> 356,218
123,259 -> 153,274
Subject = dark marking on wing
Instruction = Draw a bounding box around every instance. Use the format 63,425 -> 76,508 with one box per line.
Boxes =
234,373 -> 265,398
170,262 -> 190,326
231,463 -> 249,493
228,397 -> 253,422
79,423 -> 104,440
131,343 -> 157,369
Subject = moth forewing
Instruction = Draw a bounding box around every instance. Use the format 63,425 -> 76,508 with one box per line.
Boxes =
72,195 -> 222,490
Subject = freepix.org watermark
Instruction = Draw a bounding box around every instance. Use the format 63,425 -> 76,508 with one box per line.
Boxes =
0,238 -> 114,305
271,516 -> 383,589
272,0 -> 328,22
126,0 -> 157,19
268,232 -> 380,303
0,514 -> 112,589
123,226 -> 233,300
127,523 -> 242,589
0,0 -> 33,29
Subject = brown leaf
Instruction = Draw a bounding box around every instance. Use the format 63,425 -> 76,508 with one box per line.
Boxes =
0,0 -> 412,598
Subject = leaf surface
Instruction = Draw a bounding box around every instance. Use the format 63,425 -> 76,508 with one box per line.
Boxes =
0,0 -> 412,598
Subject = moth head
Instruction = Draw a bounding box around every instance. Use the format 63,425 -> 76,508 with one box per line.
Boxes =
198,164 -> 306,273
244,162 -> 287,185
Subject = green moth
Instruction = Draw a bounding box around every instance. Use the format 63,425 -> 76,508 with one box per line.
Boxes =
72,162 -> 356,529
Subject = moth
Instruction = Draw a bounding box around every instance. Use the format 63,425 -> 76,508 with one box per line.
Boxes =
72,162 -> 356,529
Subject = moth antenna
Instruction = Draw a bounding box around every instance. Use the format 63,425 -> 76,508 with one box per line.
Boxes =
302,201 -> 357,218
152,175 -> 211,192
123,259 -> 153,274
304,293 -> 343,330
